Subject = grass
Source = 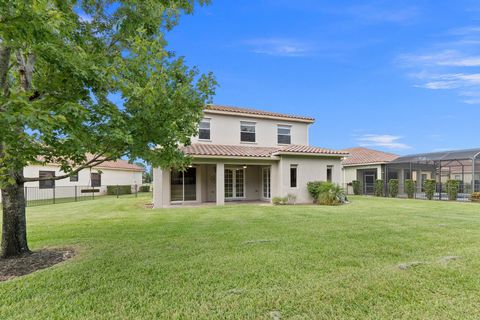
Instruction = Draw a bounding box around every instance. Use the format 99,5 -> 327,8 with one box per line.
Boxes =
1,195 -> 480,319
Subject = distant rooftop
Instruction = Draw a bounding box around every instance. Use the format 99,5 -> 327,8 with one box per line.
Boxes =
205,104 -> 315,123
342,147 -> 398,166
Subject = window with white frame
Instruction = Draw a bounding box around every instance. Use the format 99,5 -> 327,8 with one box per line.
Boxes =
198,118 -> 211,140
277,125 -> 291,144
240,121 -> 256,142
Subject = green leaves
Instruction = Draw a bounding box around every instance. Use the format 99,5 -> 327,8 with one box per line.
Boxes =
0,0 -> 216,186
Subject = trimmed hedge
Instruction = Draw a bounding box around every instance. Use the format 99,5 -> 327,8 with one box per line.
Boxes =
405,179 -> 415,199
307,181 -> 323,203
423,179 -> 436,200
107,185 -> 132,195
388,179 -> 399,198
374,179 -> 384,197
139,185 -> 150,192
446,180 -> 460,201
352,180 -> 361,195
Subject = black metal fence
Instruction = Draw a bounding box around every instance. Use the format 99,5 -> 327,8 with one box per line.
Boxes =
24,185 -> 143,207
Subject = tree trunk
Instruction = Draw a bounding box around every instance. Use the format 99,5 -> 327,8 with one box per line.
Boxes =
1,172 -> 30,258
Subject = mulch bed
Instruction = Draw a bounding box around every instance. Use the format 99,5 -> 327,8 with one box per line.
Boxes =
0,248 -> 75,282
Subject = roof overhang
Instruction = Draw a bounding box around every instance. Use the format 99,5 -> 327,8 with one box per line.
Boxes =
272,151 -> 346,158
204,109 -> 315,124
342,162 -> 389,167
189,155 -> 280,161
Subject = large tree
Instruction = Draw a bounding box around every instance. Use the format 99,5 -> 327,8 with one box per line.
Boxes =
0,0 -> 216,258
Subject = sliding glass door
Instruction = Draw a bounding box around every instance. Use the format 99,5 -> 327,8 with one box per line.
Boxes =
262,167 -> 271,199
225,168 -> 245,199
171,167 -> 196,201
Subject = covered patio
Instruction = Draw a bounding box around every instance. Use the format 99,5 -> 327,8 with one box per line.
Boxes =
154,158 -> 279,207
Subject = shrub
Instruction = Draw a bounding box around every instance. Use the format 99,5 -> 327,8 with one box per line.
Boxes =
352,180 -> 361,195
307,181 -> 323,203
286,193 -> 297,205
107,185 -> 132,195
374,179 -> 384,197
139,185 -> 150,192
405,179 -> 415,199
272,196 -> 288,205
423,179 -> 436,200
388,179 -> 399,198
471,192 -> 480,202
446,180 -> 460,201
318,184 -> 347,206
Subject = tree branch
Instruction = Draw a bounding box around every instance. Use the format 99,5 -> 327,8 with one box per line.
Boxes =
22,154 -> 117,182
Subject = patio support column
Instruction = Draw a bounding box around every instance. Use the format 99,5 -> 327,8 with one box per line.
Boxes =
216,162 -> 225,205
153,168 -> 170,208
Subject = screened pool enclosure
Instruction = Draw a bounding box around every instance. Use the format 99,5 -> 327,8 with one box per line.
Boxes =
384,148 -> 480,200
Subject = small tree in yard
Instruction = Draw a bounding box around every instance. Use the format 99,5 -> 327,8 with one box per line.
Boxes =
374,179 -> 384,197
388,179 -> 399,198
446,180 -> 460,201
423,179 -> 436,200
405,179 -> 415,199
0,1 -> 216,258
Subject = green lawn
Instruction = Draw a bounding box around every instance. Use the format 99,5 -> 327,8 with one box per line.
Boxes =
1,195 -> 480,319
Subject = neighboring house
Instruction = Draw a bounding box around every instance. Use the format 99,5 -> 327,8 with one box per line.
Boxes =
342,147 -> 399,195
153,105 -> 348,207
1,157 -> 143,203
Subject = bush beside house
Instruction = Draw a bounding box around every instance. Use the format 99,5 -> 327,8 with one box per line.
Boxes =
374,179 -> 384,197
307,181 -> 323,203
388,179 -> 399,198
405,179 -> 415,199
446,180 -> 460,201
139,185 -> 151,192
471,192 -> 480,202
351,180 -> 361,195
423,179 -> 436,200
107,185 -> 132,195
307,181 -> 347,206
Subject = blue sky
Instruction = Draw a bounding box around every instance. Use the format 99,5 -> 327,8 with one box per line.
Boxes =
165,0 -> 480,155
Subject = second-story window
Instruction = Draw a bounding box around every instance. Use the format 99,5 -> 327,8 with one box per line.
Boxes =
199,119 -> 210,140
240,121 -> 256,142
277,125 -> 291,144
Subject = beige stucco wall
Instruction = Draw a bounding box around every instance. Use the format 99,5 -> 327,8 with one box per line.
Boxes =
191,112 -> 310,147
277,156 -> 343,203
22,165 -> 142,189
0,164 -> 142,203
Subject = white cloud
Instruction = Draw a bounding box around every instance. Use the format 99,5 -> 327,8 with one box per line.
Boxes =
412,73 -> 480,90
243,38 -> 313,57
398,27 -> 480,103
357,134 -> 411,150
399,50 -> 480,67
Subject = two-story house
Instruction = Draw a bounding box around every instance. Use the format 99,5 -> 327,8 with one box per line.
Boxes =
152,105 -> 348,207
